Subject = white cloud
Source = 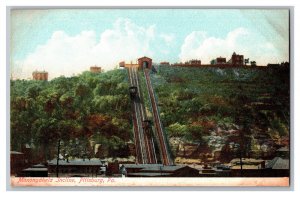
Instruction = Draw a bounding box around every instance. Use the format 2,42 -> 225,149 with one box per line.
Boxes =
13,18 -> 157,79
179,27 -> 287,65
159,33 -> 175,45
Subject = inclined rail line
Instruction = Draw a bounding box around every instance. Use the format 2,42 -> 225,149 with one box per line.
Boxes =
133,68 -> 157,164
144,69 -> 173,165
128,67 -> 157,164
132,68 -> 148,164
128,67 -> 144,164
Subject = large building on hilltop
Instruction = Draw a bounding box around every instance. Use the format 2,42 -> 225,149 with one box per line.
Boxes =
119,56 -> 153,70
138,56 -> 153,69
210,53 -> 245,67
90,66 -> 102,73
32,71 -> 48,81
227,52 -> 244,66
211,57 -> 227,65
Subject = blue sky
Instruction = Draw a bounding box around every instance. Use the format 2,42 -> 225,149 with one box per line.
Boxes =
11,9 -> 289,79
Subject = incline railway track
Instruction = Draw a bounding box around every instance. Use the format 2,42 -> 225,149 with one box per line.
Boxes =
127,64 -> 173,166
128,67 -> 157,164
143,68 -> 173,165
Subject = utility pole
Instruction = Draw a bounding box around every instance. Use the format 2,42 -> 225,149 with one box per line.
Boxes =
239,129 -> 245,177
160,166 -> 162,176
56,139 -> 61,177
239,147 -> 243,177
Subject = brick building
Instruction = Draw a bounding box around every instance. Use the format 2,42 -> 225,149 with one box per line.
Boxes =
32,71 -> 48,81
211,57 -> 226,65
10,151 -> 26,176
120,56 -> 153,70
48,159 -> 104,177
160,62 -> 170,66
189,59 -> 201,65
138,56 -> 152,69
119,61 -> 125,68
173,59 -> 202,67
21,164 -> 48,177
228,52 -> 244,66
122,164 -> 199,177
90,66 -> 101,73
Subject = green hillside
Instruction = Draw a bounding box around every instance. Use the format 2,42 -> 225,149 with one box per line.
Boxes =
10,69 -> 132,161
10,65 -> 290,163
150,65 -> 289,161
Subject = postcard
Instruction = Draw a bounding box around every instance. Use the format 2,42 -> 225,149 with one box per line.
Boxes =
9,8 -> 291,187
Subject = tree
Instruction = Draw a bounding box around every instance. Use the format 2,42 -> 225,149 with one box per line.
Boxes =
10,69 -> 132,162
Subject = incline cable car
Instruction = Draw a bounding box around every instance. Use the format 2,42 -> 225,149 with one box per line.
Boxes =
142,119 -> 151,129
142,120 -> 153,136
129,86 -> 138,99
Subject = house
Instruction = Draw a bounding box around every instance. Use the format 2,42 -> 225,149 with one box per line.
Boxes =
119,61 -> 125,68
263,157 -> 289,177
21,164 -> 48,177
199,166 -> 217,177
107,161 -> 121,176
47,159 -> 104,177
275,147 -> 289,159
160,62 -> 170,66
90,66 -> 101,73
122,164 -> 199,177
10,151 -> 26,176
227,52 -> 244,66
211,57 -> 226,65
21,143 -> 35,165
197,163 -> 231,177
32,71 -> 48,81
230,158 -> 266,177
265,157 -> 289,170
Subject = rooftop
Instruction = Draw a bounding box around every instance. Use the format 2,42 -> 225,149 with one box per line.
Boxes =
48,159 -> 103,166
231,165 -> 261,170
10,151 -> 24,155
230,158 -> 264,165
140,165 -> 187,172
266,157 -> 289,170
122,164 -> 164,169
32,164 -> 46,168
122,164 -> 197,173
33,71 -> 48,74
138,56 -> 152,60
276,147 -> 289,152
22,168 -> 48,172
127,172 -> 172,177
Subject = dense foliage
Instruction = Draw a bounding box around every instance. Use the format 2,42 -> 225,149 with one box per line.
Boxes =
11,65 -> 290,163
151,65 -> 290,161
11,70 -> 132,161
